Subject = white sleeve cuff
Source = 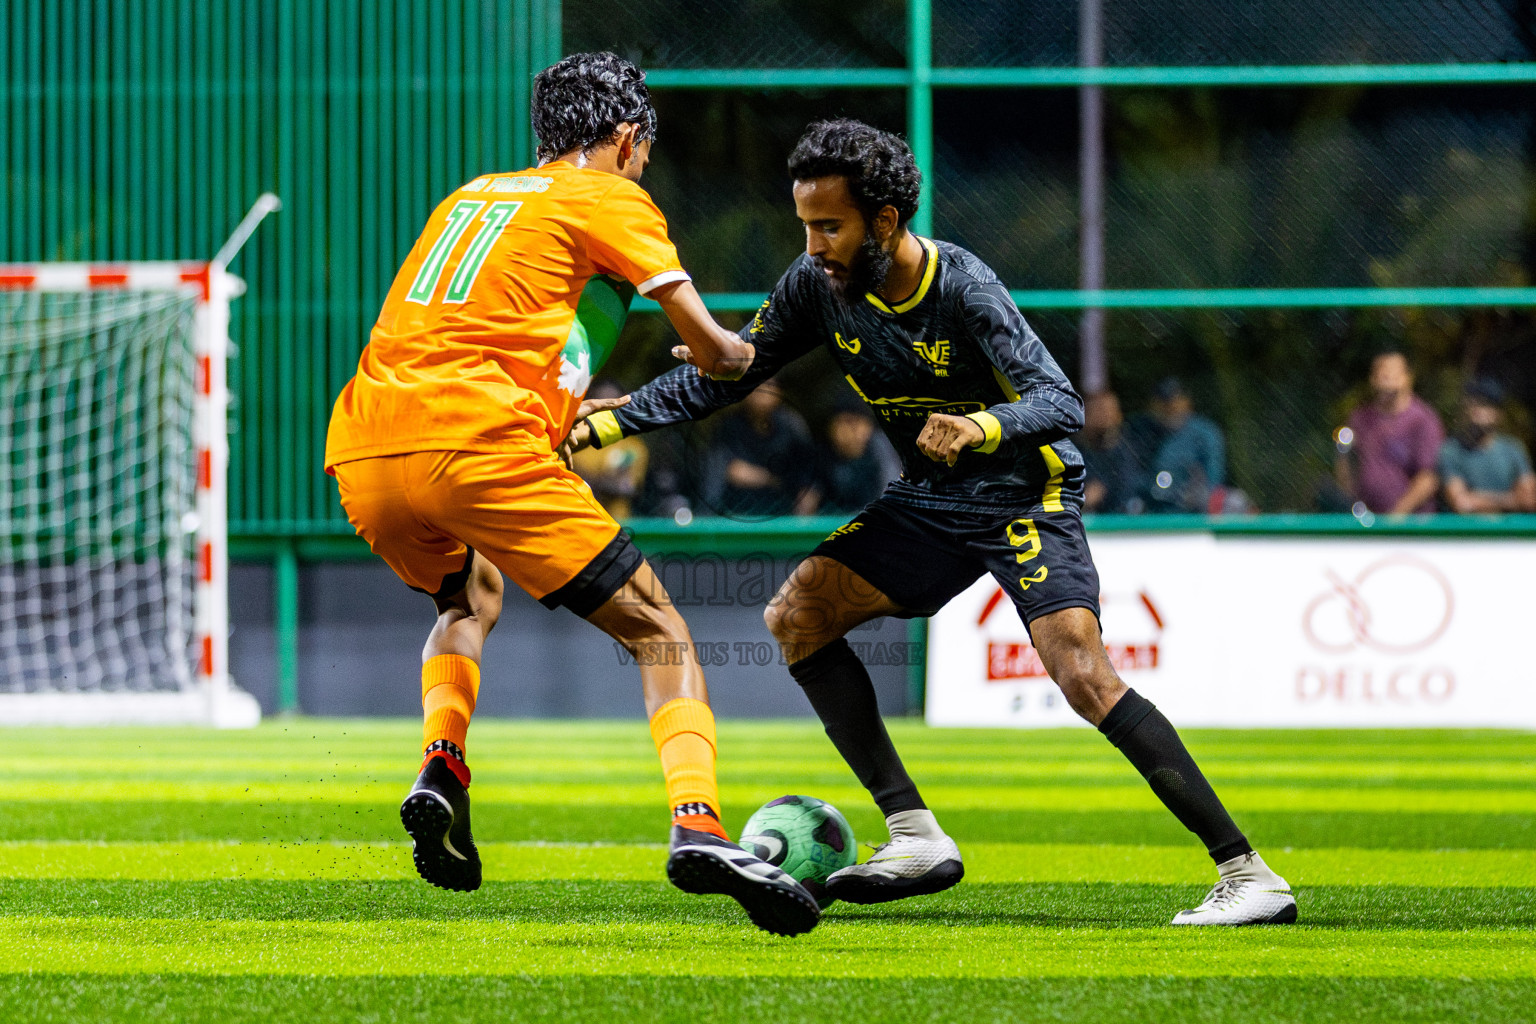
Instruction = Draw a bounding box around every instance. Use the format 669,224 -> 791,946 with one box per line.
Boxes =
635,270 -> 691,296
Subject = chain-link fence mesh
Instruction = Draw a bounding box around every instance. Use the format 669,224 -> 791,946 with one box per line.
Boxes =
604,304 -> 1536,520
608,74 -> 1536,519
8,0 -> 1535,531
935,0 -> 1536,67
567,0 -> 907,68
645,90 -> 908,292
936,88 -> 1536,291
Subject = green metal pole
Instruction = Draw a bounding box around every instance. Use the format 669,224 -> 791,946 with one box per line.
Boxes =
906,617 -> 929,717
510,0 -> 531,167
547,0 -> 562,64
906,0 -> 933,237
531,0 -> 546,80
905,0 -> 933,713
276,540 -> 300,714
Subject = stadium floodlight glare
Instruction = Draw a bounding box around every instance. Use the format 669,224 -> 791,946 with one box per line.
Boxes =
0,261 -> 259,727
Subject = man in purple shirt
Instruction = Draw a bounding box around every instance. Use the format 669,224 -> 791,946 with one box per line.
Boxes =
1336,351 -> 1444,514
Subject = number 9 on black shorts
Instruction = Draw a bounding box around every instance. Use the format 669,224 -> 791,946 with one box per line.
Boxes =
810,494 -> 1102,634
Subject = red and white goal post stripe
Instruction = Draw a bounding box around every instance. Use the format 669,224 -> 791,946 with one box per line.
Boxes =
0,262 -> 260,727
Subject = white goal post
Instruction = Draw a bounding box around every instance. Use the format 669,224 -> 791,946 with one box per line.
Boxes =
0,262 -> 260,727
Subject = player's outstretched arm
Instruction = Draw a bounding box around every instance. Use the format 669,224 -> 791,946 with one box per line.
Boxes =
650,279 -> 756,381
571,262 -> 822,453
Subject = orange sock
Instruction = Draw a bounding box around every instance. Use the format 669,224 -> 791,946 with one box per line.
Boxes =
649,697 -> 728,839
422,654 -> 479,785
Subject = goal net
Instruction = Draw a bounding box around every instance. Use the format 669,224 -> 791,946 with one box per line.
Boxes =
0,264 -> 259,727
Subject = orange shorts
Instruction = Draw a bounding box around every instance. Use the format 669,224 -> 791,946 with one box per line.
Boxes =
334,449 -> 631,606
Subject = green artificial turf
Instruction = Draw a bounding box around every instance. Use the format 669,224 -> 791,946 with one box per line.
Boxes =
4,721 -> 1535,1022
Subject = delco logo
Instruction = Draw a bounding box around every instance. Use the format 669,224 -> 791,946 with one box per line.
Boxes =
1302,555 -> 1453,654
1296,554 -> 1456,705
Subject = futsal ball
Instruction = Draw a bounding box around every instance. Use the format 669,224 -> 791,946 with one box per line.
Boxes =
738,795 -> 857,908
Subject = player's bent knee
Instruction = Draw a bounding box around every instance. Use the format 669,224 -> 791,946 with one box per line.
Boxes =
1046,648 -> 1125,724
763,599 -> 791,641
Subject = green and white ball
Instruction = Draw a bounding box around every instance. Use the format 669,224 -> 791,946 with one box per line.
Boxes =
738,795 -> 857,908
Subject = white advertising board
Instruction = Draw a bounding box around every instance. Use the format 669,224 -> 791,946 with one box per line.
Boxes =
925,535 -> 1536,728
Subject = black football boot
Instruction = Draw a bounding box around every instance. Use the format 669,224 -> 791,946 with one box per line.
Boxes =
399,755 -> 481,892
666,824 -> 820,936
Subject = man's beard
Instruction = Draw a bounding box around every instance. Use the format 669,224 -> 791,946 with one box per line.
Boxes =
817,235 -> 893,305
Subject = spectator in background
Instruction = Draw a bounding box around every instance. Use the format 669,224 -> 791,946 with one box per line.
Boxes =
704,379 -> 816,517
1077,390 -> 1146,514
802,396 -> 902,515
569,380 -> 648,519
1336,350 -> 1443,515
632,428 -> 696,520
1129,377 -> 1226,513
1438,379 -> 1536,514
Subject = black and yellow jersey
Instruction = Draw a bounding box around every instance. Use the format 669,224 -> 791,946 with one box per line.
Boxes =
594,238 -> 1086,514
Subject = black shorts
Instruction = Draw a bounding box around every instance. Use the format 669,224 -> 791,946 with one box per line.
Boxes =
811,495 -> 1101,632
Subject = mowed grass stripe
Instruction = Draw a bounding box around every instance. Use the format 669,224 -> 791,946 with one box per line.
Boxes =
11,720 -> 1534,747
9,801 -> 1533,850
6,726 -> 1536,782
5,917 -> 1533,978
7,723 -> 1536,1024
6,841 -> 1535,888
9,757 -> 1536,786
9,975 -> 1535,1024
6,879 -> 1534,931
9,779 -> 1534,814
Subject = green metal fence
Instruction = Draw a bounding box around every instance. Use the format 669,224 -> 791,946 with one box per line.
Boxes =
3,0 -> 565,538
6,0 -> 1535,538
7,1 -> 1536,712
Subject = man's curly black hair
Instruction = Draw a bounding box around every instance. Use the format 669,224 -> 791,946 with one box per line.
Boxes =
787,119 -> 923,228
532,52 -> 657,163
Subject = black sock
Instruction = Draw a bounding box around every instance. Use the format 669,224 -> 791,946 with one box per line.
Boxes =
1098,689 -> 1251,865
788,637 -> 926,817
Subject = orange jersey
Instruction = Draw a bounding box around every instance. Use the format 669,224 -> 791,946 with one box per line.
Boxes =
324,161 -> 688,470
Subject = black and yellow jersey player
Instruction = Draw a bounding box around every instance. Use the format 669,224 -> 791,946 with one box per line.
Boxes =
568,118 -> 1297,927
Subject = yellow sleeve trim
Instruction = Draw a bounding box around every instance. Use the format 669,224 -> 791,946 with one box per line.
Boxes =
588,409 -> 625,448
1039,443 -> 1066,512
966,411 -> 1003,454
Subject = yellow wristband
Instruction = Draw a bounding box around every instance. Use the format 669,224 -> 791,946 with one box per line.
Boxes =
965,411 -> 1003,454
587,409 -> 625,449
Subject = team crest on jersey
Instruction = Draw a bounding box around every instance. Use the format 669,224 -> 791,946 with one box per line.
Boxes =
912,338 -> 950,376
835,331 -> 862,354
558,339 -> 593,397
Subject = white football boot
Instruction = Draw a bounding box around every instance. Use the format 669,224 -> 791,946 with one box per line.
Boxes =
1170,851 -> 1298,926
825,809 -> 964,904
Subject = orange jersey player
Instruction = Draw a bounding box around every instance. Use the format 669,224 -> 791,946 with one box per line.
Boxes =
323,52 -> 816,936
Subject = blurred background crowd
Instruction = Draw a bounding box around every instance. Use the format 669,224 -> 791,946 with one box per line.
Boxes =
573,346 -> 1536,521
